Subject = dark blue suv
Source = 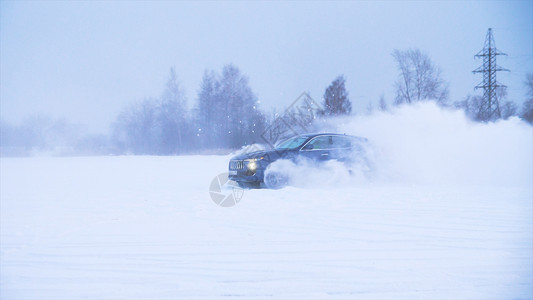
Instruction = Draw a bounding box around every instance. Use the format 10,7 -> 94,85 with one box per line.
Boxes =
228,133 -> 368,188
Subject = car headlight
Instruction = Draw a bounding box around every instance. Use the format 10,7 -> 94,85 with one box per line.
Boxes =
245,157 -> 264,171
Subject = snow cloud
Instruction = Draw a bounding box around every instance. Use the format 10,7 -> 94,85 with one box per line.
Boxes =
275,102 -> 532,188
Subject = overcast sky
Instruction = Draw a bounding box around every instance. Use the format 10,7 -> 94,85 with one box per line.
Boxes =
1,1 -> 532,134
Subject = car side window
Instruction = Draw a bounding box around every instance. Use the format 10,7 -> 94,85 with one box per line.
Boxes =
305,136 -> 332,150
331,136 -> 351,149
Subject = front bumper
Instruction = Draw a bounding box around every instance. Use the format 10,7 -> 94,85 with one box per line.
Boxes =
228,172 -> 263,183
228,159 -> 266,183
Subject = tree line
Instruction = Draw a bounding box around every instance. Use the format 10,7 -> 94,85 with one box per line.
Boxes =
1,49 -> 532,156
111,64 -> 268,155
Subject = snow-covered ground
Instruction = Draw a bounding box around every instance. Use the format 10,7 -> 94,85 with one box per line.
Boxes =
1,104 -> 532,299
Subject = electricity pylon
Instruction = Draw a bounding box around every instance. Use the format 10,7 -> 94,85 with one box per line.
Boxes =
473,28 -> 509,121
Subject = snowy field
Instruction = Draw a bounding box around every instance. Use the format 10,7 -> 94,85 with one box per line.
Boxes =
1,104 -> 532,299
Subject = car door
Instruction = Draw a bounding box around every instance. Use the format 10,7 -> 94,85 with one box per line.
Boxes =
299,136 -> 332,161
329,135 -> 352,161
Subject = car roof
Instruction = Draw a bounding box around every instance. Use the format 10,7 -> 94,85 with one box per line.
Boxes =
297,133 -> 352,138
294,133 -> 368,142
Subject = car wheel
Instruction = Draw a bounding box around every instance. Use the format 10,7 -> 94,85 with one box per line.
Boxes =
264,172 -> 288,189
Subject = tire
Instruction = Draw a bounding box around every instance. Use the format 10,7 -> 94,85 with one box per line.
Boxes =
264,172 -> 288,189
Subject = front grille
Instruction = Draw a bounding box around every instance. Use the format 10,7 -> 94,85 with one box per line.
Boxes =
229,160 -> 244,170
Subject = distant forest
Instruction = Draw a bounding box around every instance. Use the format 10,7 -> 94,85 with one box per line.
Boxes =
1,49 -> 532,156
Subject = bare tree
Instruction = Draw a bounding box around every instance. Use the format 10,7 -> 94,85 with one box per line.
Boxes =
195,70 -> 220,148
392,49 -> 449,105
158,68 -> 189,154
501,101 -> 518,120
521,99 -> 533,124
366,101 -> 373,115
0,115 -> 82,155
526,73 -> 533,97
378,94 -> 388,111
455,87 -> 516,122
454,95 -> 483,121
521,73 -> 533,124
112,98 -> 159,154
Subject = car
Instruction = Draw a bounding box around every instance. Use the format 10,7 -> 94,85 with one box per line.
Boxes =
228,133 -> 368,188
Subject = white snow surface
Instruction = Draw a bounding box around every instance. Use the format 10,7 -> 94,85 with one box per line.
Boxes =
1,103 -> 532,299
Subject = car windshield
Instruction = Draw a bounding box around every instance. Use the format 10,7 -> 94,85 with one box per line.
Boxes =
275,136 -> 308,150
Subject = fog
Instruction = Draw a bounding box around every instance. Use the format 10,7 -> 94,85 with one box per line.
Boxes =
1,2 -> 532,294
1,1 -> 532,134
2,103 -> 531,298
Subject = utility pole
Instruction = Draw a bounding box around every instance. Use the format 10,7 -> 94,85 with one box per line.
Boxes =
473,28 -> 509,121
